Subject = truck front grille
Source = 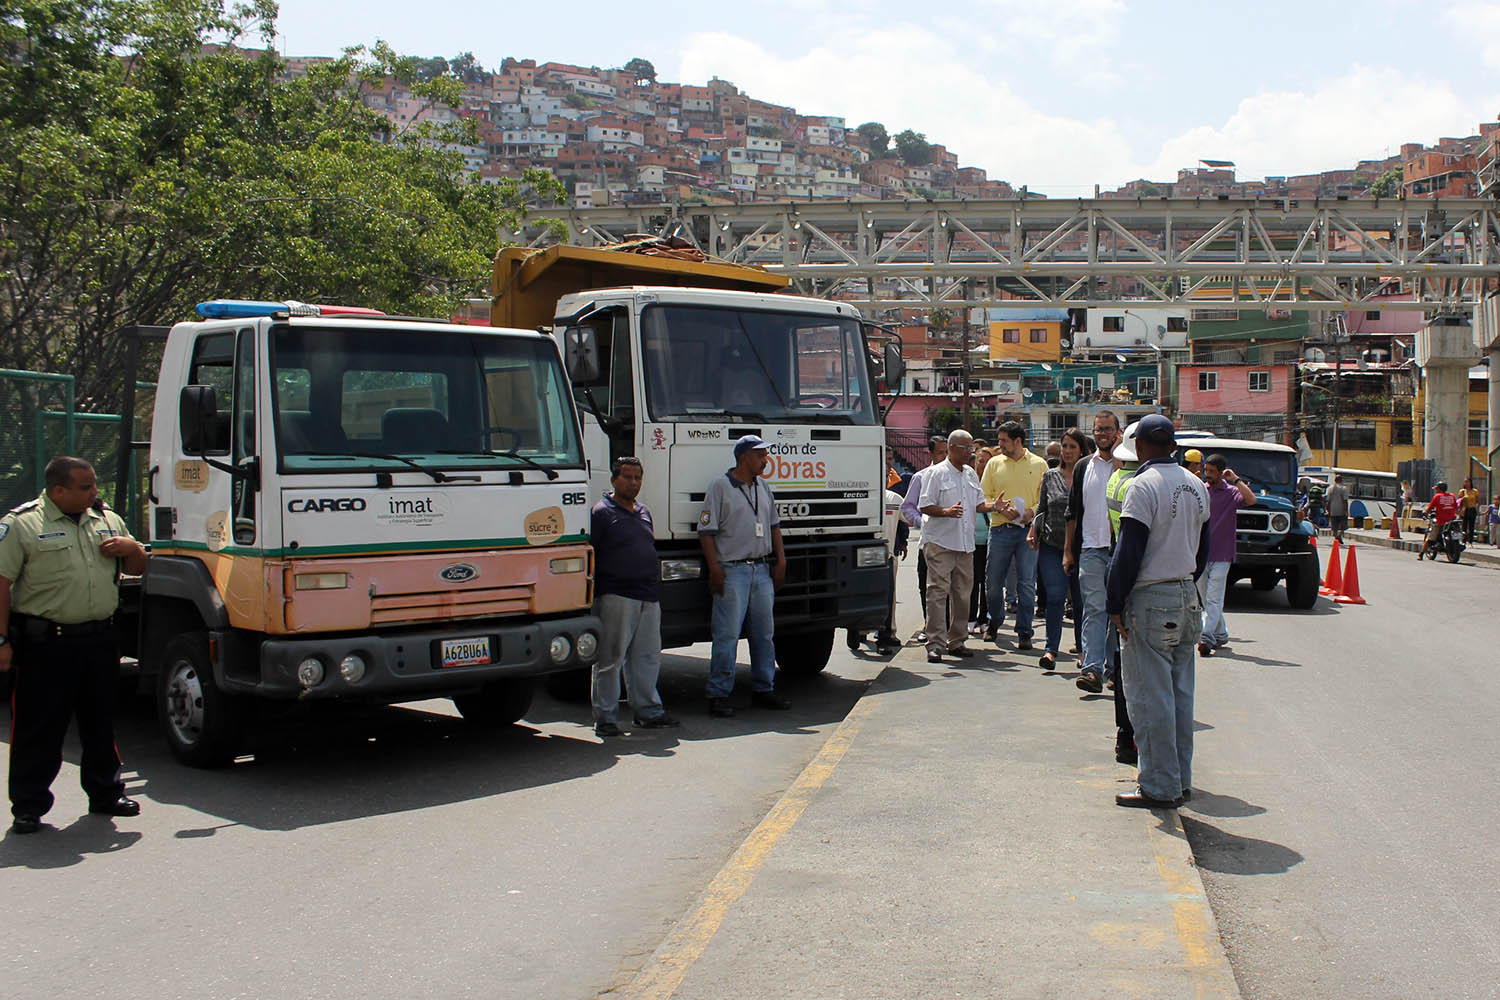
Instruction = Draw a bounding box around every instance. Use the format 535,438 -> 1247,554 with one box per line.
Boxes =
369,583 -> 534,625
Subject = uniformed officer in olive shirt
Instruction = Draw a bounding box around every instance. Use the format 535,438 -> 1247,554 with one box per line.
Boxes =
1,457 -> 148,834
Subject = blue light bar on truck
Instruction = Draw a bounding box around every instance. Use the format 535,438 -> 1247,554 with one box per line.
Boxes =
195,300 -> 386,319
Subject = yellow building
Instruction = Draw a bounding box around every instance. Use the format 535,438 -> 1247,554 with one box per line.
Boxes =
1302,375 -> 1489,475
989,318 -> 1065,363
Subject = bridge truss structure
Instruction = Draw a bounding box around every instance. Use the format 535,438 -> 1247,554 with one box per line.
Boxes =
532,197 -> 1500,314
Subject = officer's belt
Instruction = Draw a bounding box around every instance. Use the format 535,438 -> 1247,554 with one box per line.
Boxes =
10,613 -> 116,640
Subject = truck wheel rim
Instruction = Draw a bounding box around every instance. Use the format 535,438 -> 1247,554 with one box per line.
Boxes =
164,659 -> 206,744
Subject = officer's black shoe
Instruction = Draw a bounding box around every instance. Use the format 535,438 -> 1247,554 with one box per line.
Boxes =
846,631 -> 862,651
11,814 -> 42,835
708,697 -> 736,718
594,720 -> 623,738
87,796 -> 140,818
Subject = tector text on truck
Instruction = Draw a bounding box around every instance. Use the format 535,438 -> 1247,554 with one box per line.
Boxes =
117,299 -> 602,766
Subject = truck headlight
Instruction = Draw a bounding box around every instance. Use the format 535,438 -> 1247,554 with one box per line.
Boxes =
660,559 -> 703,581
575,631 -> 598,661
296,657 -> 325,687
548,635 -> 572,664
549,556 -> 586,574
1270,514 -> 1290,532
855,544 -> 887,568
295,572 -> 348,590
339,654 -> 367,684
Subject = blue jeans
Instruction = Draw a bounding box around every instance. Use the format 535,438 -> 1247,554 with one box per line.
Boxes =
1078,547 -> 1114,677
708,561 -> 777,698
1197,561 -> 1231,648
592,595 -> 666,724
1121,579 -> 1203,801
1036,543 -> 1070,654
986,524 -> 1036,639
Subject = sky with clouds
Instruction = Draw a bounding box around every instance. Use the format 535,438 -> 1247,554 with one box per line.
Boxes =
271,0 -> 1500,195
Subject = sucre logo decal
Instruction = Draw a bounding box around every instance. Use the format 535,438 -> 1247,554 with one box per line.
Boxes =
524,506 -> 565,545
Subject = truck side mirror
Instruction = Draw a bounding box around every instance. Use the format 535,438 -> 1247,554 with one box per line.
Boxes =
563,326 -> 601,383
179,385 -> 219,455
883,341 -> 905,385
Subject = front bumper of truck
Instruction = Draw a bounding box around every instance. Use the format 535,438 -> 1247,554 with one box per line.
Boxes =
212,612 -> 602,699
657,535 -> 890,648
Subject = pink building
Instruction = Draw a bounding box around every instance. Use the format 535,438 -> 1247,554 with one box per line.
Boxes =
1177,363 -> 1295,418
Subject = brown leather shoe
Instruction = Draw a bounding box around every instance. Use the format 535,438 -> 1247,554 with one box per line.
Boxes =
1115,787 -> 1182,809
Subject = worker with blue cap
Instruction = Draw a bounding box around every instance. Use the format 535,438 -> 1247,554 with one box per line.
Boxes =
697,435 -> 791,718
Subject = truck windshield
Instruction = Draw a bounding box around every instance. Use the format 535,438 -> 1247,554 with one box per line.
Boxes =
1206,449 -> 1296,489
640,305 -> 876,424
271,325 -> 582,473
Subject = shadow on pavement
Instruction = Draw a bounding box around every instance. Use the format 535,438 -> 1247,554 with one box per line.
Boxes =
1182,789 -> 1268,819
1181,814 -> 1304,875
0,815 -> 143,870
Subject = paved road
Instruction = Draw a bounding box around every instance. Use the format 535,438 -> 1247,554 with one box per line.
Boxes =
0,638 -> 885,1000
1185,543 -> 1500,999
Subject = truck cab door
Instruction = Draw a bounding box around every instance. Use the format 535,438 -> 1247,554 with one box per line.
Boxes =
571,308 -> 636,492
170,328 -> 258,551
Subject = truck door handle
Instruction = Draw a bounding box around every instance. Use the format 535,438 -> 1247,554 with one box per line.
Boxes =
147,465 -> 160,504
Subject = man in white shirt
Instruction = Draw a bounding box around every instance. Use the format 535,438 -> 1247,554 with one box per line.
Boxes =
918,430 -> 993,662
1064,410 -> 1121,689
901,435 -> 948,641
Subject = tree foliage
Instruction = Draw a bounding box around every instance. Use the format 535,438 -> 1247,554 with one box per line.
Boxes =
856,121 -> 888,156
1369,165 -> 1403,198
894,129 -> 932,166
0,0 -> 564,413
623,57 -> 656,84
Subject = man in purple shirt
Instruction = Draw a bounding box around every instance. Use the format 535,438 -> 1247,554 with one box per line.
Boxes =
1197,453 -> 1255,655
589,457 -> 679,737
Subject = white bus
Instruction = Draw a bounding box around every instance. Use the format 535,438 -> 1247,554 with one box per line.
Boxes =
1300,466 -> 1401,521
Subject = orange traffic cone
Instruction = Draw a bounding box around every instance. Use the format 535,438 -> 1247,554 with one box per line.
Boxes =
1334,545 -> 1366,604
1320,538 -> 1343,596
1388,512 -> 1400,539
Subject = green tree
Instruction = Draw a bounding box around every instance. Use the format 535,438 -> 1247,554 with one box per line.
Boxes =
564,91 -> 593,109
0,0 -> 565,414
623,57 -> 656,85
894,129 -> 933,166
448,50 -> 483,83
856,121 -> 889,156
412,55 -> 449,81
1370,165 -> 1403,198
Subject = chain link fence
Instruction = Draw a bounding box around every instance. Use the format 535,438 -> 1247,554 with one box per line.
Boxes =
1,369 -> 157,538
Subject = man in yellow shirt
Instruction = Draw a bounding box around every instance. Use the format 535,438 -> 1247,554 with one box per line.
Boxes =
1460,477 -> 1481,544
980,421 -> 1049,648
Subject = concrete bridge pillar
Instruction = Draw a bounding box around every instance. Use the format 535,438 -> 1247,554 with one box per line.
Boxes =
1416,315 -> 1480,487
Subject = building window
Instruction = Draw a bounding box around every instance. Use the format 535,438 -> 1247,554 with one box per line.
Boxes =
1072,376 -> 1094,397
1191,308 -> 1239,321
1248,370 -> 1271,392
1029,328 -> 1048,343
1102,316 -> 1124,332
1198,371 -> 1219,392
1341,421 -> 1377,451
1048,411 -> 1076,433
1365,310 -> 1381,321
1392,421 -> 1414,445
1166,317 -> 1188,333
1470,418 -> 1489,447
1136,376 -> 1158,398
1274,350 -> 1300,363
1002,328 -> 1020,343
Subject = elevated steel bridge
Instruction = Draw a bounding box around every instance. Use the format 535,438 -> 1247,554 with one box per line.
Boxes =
531,197 -> 1500,312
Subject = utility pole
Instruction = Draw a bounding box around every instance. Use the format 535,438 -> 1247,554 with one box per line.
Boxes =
961,292 -> 972,435
1330,315 -> 1343,470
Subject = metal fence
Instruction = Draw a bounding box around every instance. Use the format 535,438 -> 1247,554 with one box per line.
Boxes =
1,369 -> 156,537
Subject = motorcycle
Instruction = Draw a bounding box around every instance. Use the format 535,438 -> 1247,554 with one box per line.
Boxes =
1423,513 -> 1466,563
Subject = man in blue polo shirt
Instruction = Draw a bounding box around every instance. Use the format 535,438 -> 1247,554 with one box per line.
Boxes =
590,457 -> 679,737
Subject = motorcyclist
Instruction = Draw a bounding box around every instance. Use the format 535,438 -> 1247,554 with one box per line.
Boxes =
1418,481 -> 1461,560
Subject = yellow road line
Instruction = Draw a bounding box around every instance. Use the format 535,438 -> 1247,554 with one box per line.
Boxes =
615,696 -> 880,1000
1147,812 -> 1242,999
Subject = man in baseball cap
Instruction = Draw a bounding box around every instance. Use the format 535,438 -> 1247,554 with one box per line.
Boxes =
1182,447 -> 1203,480
697,434 -> 790,717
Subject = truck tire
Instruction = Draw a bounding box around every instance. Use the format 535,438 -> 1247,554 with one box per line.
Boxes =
1284,557 -> 1320,610
1250,570 -> 1278,591
774,627 -> 835,676
453,678 -> 534,727
157,633 -> 245,768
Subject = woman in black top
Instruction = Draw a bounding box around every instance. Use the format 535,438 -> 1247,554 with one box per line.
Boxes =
1029,428 -> 1090,670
